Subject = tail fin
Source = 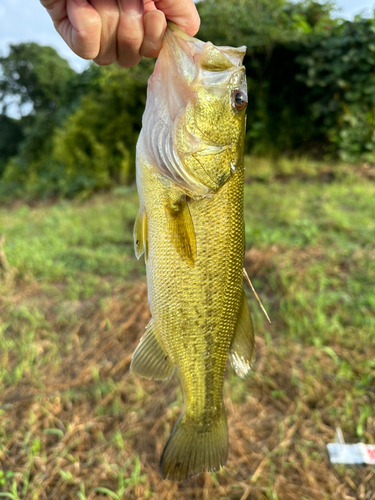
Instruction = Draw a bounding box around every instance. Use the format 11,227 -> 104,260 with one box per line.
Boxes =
160,405 -> 228,480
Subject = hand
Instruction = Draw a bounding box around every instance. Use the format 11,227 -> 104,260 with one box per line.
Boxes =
40,0 -> 200,67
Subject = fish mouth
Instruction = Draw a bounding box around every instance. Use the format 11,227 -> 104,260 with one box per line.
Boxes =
150,23 -> 246,122
155,22 -> 246,85
166,22 -> 246,70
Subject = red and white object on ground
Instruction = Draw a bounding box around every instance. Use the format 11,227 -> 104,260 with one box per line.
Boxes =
327,428 -> 375,465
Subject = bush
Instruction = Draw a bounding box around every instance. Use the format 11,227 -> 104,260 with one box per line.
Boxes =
296,17 -> 375,162
48,62 -> 152,197
3,5 -> 375,201
0,59 -> 153,199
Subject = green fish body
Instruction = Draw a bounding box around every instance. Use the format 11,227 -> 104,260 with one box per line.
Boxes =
131,23 -> 254,480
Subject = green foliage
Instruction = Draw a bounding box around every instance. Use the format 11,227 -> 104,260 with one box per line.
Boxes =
0,42 -> 75,114
0,43 -> 77,196
0,116 -> 24,175
296,17 -> 375,162
241,14 -> 375,159
0,52 -> 152,199
2,4 -> 375,200
197,0 -> 336,155
197,0 -> 334,51
49,61 -> 152,197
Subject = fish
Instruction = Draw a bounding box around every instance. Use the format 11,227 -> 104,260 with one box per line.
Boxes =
131,22 -> 254,481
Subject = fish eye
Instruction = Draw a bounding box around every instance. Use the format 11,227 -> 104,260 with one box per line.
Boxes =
232,90 -> 247,111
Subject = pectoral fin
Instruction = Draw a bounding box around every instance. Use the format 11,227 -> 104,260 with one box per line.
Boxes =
166,197 -> 196,266
229,290 -> 255,379
133,208 -> 148,260
130,320 -> 175,380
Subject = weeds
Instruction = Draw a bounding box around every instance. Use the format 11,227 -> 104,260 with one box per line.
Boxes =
0,158 -> 374,499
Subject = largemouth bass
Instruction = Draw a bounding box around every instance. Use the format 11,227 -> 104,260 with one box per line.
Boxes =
131,23 -> 254,480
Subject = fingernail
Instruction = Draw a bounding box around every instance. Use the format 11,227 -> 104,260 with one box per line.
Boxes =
121,0 -> 143,17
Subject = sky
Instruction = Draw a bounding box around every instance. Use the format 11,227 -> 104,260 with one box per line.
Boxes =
1,0 -> 375,73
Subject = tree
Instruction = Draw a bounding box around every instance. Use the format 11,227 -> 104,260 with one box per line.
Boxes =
0,43 -> 77,188
296,17 -> 375,161
0,42 -> 75,116
0,115 -> 24,175
50,60 -> 153,197
197,0 -> 336,154
197,0 -> 334,55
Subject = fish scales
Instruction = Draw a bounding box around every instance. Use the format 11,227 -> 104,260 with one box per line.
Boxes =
142,153 -> 244,412
131,23 -> 254,480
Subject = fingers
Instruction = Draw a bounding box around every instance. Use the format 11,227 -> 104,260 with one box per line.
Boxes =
153,0 -> 200,36
41,0 -> 201,67
140,9 -> 166,59
41,0 -> 102,59
116,0 -> 144,68
40,0 -> 67,24
65,0 -> 102,59
90,0 -> 120,65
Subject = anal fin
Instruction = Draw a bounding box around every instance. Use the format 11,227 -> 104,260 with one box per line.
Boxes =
166,196 -> 196,266
229,290 -> 255,379
130,320 -> 175,380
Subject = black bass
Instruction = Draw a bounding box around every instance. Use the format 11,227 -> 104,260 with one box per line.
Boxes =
131,23 -> 254,480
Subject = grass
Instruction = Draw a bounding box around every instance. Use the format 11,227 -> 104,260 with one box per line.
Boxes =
0,156 -> 374,499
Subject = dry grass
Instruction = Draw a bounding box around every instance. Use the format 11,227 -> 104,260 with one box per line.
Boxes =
1,256 -> 374,499
0,170 -> 374,499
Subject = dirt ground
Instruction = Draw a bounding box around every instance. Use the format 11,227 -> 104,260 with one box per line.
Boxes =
1,272 -> 374,500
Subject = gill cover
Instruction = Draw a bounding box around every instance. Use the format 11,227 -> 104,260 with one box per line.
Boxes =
141,22 -> 247,198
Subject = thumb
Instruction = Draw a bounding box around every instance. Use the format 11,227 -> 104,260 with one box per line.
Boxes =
153,0 -> 200,37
